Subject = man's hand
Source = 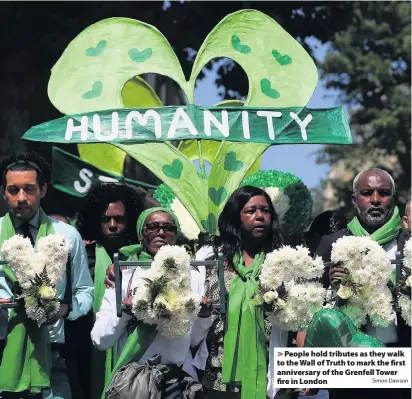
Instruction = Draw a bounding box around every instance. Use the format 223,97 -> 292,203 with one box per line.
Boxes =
105,264 -> 116,288
122,295 -> 133,315
198,296 -> 212,318
46,303 -> 69,325
0,298 -> 11,305
329,267 -> 347,286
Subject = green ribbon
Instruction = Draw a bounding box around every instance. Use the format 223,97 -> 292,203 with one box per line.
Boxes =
0,210 -> 54,393
93,244 -> 113,313
347,206 -> 402,245
221,252 -> 267,399
100,245 -> 157,399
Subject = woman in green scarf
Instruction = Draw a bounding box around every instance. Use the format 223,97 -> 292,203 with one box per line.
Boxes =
200,186 -> 283,399
91,207 -> 211,398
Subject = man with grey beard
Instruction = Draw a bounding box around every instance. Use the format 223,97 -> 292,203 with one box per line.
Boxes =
318,168 -> 403,294
314,168 -> 410,399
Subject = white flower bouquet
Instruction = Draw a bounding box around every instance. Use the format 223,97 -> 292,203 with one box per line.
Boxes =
1,234 -> 71,326
132,245 -> 201,338
255,245 -> 326,331
329,236 -> 393,328
398,237 -> 411,326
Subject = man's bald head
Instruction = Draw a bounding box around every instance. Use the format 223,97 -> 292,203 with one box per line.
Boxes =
353,168 -> 395,197
352,168 -> 395,231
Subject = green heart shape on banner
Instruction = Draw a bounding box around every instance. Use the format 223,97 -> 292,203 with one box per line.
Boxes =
272,49 -> 292,66
128,47 -> 152,62
201,213 -> 217,232
86,40 -> 107,57
162,159 -> 183,179
231,35 -> 251,54
260,78 -> 280,99
82,81 -> 103,99
224,151 -> 244,172
209,187 -> 227,206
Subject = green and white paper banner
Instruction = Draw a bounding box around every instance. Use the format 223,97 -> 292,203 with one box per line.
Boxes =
24,105 -> 351,145
51,146 -> 156,197
21,10 -> 354,234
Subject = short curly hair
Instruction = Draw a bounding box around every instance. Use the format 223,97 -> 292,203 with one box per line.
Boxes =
75,182 -> 145,242
0,151 -> 51,188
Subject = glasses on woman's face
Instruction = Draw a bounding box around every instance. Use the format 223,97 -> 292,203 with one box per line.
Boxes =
144,222 -> 177,235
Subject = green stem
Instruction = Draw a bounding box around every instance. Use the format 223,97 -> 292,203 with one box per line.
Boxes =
197,140 -> 206,178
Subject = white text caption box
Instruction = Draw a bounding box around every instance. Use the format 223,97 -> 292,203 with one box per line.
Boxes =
275,348 -> 411,388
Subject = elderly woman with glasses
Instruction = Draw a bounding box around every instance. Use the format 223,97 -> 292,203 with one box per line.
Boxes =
91,207 -> 212,397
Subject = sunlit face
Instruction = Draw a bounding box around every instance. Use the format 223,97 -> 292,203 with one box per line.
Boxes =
240,195 -> 272,240
140,211 -> 178,256
352,171 -> 394,228
100,201 -> 128,243
4,170 -> 46,222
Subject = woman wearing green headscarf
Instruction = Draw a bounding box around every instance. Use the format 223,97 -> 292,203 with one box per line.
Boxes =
91,207 -> 212,398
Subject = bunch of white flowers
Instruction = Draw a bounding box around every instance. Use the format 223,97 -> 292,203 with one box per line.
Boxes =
258,246 -> 326,331
330,236 -> 393,328
331,236 -> 391,287
398,237 -> 411,326
267,281 -> 326,331
399,295 -> 411,327
1,233 -> 71,326
36,234 -> 71,284
1,235 -> 37,288
132,245 -> 201,338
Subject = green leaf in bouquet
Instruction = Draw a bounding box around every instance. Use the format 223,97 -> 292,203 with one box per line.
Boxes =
184,298 -> 197,313
30,267 -> 52,288
35,307 -> 46,327
142,276 -> 169,300
162,257 -> 178,272
153,301 -> 172,320
42,299 -> 59,317
134,299 -> 149,313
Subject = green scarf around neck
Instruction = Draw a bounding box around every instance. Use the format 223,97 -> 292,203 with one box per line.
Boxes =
0,209 -> 54,393
347,206 -> 402,245
94,243 -> 152,313
100,244 -> 157,399
222,252 -> 267,399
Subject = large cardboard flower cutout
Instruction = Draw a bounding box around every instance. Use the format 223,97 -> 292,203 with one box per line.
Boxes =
24,10 -> 352,233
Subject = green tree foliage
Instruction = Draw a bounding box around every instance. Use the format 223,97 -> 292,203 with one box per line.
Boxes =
316,1 -> 411,211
